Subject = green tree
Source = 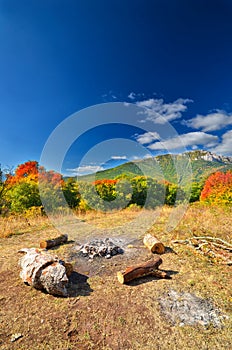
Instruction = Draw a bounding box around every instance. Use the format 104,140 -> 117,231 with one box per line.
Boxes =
165,182 -> 186,205
79,181 -> 105,211
39,182 -> 65,212
189,182 -> 203,202
130,176 -> 165,208
8,182 -> 41,213
145,178 -> 165,208
79,178 -> 132,211
62,179 -> 81,209
130,176 -> 148,207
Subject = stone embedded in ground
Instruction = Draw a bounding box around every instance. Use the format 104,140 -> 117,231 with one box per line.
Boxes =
77,238 -> 124,259
159,290 -> 228,328
10,333 -> 23,342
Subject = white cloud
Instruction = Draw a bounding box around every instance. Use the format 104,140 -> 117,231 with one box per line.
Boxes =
66,165 -> 104,176
191,145 -> 199,150
210,130 -> 232,156
143,154 -> 153,159
136,98 -> 192,124
148,132 -> 218,150
128,92 -> 136,100
111,155 -> 127,160
130,155 -> 140,160
136,131 -> 160,145
186,110 -> 232,131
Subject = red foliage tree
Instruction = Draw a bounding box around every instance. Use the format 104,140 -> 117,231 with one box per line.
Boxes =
38,168 -> 64,187
6,161 -> 64,188
200,171 -> 232,204
6,161 -> 39,186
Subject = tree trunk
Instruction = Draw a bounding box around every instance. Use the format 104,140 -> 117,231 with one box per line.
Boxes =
117,256 -> 169,284
40,234 -> 68,249
143,234 -> 165,254
18,248 -> 71,296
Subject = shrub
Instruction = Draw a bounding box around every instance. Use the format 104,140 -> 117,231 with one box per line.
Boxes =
24,206 -> 45,217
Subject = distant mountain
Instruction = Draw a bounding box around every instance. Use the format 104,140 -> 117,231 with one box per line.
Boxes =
76,151 -> 232,186
101,157 -> 129,170
187,150 -> 232,164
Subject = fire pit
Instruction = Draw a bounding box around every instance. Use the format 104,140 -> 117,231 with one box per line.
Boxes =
159,289 -> 228,328
76,238 -> 124,259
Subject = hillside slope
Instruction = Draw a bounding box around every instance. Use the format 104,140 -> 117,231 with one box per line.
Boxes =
76,151 -> 232,184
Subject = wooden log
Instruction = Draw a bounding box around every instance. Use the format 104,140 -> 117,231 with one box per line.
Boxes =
143,234 -> 165,254
117,256 -> 169,284
40,234 -> 68,249
18,248 -> 70,296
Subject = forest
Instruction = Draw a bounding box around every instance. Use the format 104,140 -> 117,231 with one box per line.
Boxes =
0,160 -> 232,217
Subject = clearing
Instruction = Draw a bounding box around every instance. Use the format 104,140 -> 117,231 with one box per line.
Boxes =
0,204 -> 231,349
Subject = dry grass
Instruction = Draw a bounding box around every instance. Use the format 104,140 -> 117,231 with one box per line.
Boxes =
0,214 -> 52,238
0,204 -> 231,349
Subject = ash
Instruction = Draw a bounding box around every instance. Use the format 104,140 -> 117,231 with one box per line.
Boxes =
77,238 -> 124,259
159,290 -> 228,328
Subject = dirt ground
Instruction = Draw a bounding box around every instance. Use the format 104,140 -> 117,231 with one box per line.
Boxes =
0,205 -> 231,349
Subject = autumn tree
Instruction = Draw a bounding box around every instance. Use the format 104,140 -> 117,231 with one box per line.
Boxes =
5,161 -> 68,213
5,161 -> 39,187
200,170 -> 232,205
94,179 -> 118,202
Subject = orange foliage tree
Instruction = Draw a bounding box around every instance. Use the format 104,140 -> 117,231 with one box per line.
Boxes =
6,161 -> 64,188
6,161 -> 39,186
93,179 -> 118,202
200,170 -> 232,205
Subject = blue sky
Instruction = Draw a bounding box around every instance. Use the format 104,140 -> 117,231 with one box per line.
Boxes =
1,0 -> 232,175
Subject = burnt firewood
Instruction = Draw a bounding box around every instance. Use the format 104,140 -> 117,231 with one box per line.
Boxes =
117,256 -> 169,284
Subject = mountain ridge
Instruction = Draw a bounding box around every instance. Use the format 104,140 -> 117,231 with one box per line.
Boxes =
74,150 -> 232,185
